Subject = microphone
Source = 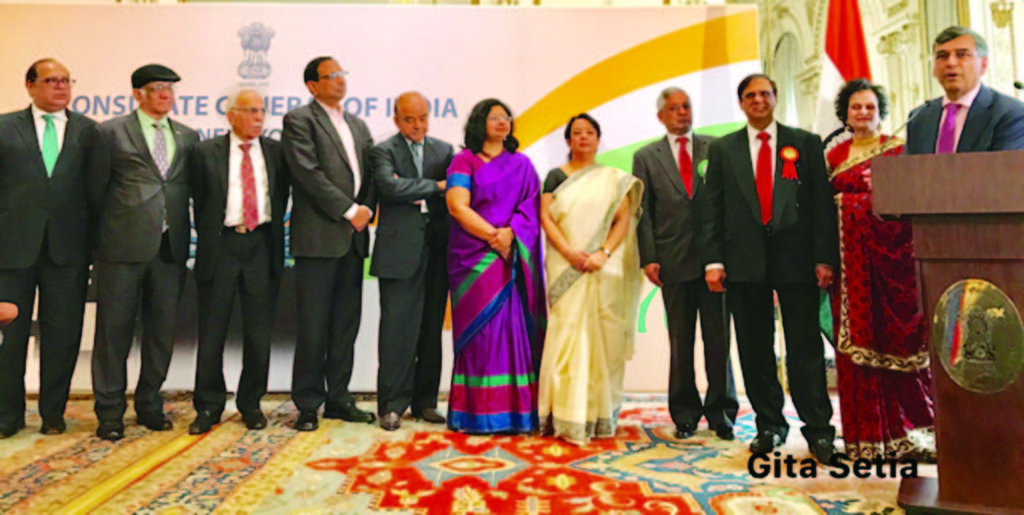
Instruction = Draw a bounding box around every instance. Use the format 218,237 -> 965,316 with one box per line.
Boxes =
890,103 -> 924,137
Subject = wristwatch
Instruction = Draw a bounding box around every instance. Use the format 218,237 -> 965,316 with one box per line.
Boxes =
600,247 -> 612,257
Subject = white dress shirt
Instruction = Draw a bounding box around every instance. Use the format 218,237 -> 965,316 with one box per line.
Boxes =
317,100 -> 364,221
225,132 -> 272,227
666,131 -> 693,172
939,82 -> 981,152
32,103 -> 66,154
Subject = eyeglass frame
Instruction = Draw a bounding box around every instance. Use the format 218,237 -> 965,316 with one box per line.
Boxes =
32,77 -> 76,87
319,70 -> 349,81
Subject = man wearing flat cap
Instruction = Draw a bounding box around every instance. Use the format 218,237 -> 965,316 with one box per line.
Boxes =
88,64 -> 199,441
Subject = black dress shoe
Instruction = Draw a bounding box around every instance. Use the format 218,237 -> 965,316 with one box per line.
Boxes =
380,412 -> 401,431
96,421 -> 125,441
749,430 -> 785,453
137,413 -> 173,431
294,411 -> 318,432
674,423 -> 696,439
711,423 -> 735,441
324,404 -> 376,424
412,408 -> 446,424
188,411 -> 220,435
242,410 -> 267,430
808,437 -> 836,465
41,418 -> 67,435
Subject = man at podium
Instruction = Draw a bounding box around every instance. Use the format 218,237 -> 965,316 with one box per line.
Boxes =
906,26 -> 1024,154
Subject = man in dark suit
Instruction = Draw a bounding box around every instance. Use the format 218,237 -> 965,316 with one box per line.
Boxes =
633,87 -> 738,442
701,74 -> 838,463
907,26 -> 1024,154
188,90 -> 290,435
89,64 -> 200,441
369,92 -> 453,431
0,59 -> 97,437
282,56 -> 377,431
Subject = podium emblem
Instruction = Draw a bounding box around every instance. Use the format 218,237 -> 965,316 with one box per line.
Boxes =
933,279 -> 1024,394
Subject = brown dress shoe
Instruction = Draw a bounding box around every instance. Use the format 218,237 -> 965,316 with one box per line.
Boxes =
380,412 -> 401,431
413,408 -> 446,424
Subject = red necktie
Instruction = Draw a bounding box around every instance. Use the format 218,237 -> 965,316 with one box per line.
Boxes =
676,135 -> 693,198
240,142 -> 259,231
755,131 -> 772,225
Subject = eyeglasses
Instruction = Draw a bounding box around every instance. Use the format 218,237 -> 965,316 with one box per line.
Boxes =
143,84 -> 175,93
35,77 -> 75,87
935,49 -> 977,61
487,115 -> 512,123
231,107 -> 267,115
319,70 -> 349,81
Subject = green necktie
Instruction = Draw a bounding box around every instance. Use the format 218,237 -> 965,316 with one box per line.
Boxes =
41,114 -> 58,176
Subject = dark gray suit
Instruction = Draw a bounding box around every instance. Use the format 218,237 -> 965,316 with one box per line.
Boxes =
190,134 -> 290,416
0,107 -> 97,430
88,110 -> 199,422
282,101 -> 376,413
633,134 -> 738,430
369,133 -> 453,417
906,84 -> 1024,154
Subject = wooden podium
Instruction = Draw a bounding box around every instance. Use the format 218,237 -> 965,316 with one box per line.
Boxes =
873,150 -> 1024,514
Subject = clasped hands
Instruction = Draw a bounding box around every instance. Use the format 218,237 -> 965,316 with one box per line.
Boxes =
349,205 -> 373,232
488,227 -> 515,261
565,248 -> 607,273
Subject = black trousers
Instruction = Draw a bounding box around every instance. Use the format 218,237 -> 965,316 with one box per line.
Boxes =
92,240 -> 186,422
291,251 -> 364,412
194,227 -> 278,416
0,232 -> 88,427
661,278 -> 738,428
728,281 -> 834,442
376,218 -> 448,416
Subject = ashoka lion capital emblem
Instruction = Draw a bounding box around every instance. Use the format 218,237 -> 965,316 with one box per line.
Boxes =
238,23 -> 275,80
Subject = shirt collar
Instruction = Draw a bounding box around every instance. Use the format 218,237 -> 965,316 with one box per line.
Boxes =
403,135 -> 426,148
31,103 -> 66,122
316,99 -> 345,118
137,109 -> 168,130
746,120 -> 778,142
230,131 -> 258,148
943,82 -> 982,109
667,130 -> 692,143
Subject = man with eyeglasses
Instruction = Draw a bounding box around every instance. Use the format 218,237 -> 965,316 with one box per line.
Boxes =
0,58 -> 98,438
368,92 -> 453,431
907,26 -> 1024,154
88,64 -> 200,441
282,56 -> 377,431
187,90 -> 290,435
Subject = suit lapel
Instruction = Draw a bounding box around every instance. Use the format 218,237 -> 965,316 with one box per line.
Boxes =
394,136 -> 418,178
311,102 -> 352,170
127,112 -> 162,180
691,135 -> 710,197
423,137 -> 442,179
260,137 -> 277,196
216,135 -> 231,194
165,119 -> 188,179
959,85 -> 994,152
917,101 -> 943,153
654,137 -> 686,197
14,108 -> 48,177
51,110 -> 82,179
772,125 -> 798,224
729,129 -> 761,222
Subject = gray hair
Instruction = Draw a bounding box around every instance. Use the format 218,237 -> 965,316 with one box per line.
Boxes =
934,26 -> 988,58
656,87 -> 687,112
226,88 -> 265,111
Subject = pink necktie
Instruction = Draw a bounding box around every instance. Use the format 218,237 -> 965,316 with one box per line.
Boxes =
936,103 -> 962,154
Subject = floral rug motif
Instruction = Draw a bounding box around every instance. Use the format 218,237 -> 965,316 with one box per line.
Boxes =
0,394 -> 919,514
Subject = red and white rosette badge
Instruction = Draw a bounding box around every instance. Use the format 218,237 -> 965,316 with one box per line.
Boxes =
780,146 -> 799,180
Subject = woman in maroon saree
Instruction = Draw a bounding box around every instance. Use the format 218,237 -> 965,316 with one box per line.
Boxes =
445,99 -> 545,434
827,79 -> 935,460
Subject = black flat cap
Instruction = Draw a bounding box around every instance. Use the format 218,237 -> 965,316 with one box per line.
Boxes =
131,64 -> 181,89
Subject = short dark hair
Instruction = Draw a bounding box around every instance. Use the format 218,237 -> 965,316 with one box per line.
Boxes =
736,73 -> 778,101
834,78 -> 890,123
25,58 -> 57,83
934,26 -> 988,57
563,113 -> 602,160
303,56 -> 334,84
463,98 -> 519,154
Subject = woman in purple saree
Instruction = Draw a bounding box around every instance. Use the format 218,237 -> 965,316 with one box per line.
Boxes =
445,99 -> 545,434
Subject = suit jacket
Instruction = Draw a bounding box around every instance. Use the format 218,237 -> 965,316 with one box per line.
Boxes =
633,134 -> 714,284
701,123 -> 838,284
88,110 -> 199,265
190,134 -> 291,283
906,84 -> 1024,154
282,102 -> 376,258
0,107 -> 97,269
368,133 -> 454,279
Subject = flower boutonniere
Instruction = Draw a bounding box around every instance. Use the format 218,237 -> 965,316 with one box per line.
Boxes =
697,159 -> 709,179
780,146 -> 799,180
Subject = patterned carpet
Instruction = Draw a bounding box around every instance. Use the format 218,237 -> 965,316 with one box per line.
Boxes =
0,394 -> 925,514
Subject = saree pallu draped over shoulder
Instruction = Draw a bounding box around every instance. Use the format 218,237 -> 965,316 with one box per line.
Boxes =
446,149 -> 546,434
538,165 -> 643,445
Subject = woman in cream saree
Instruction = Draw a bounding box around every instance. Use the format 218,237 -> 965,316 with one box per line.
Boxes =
538,114 -> 643,445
